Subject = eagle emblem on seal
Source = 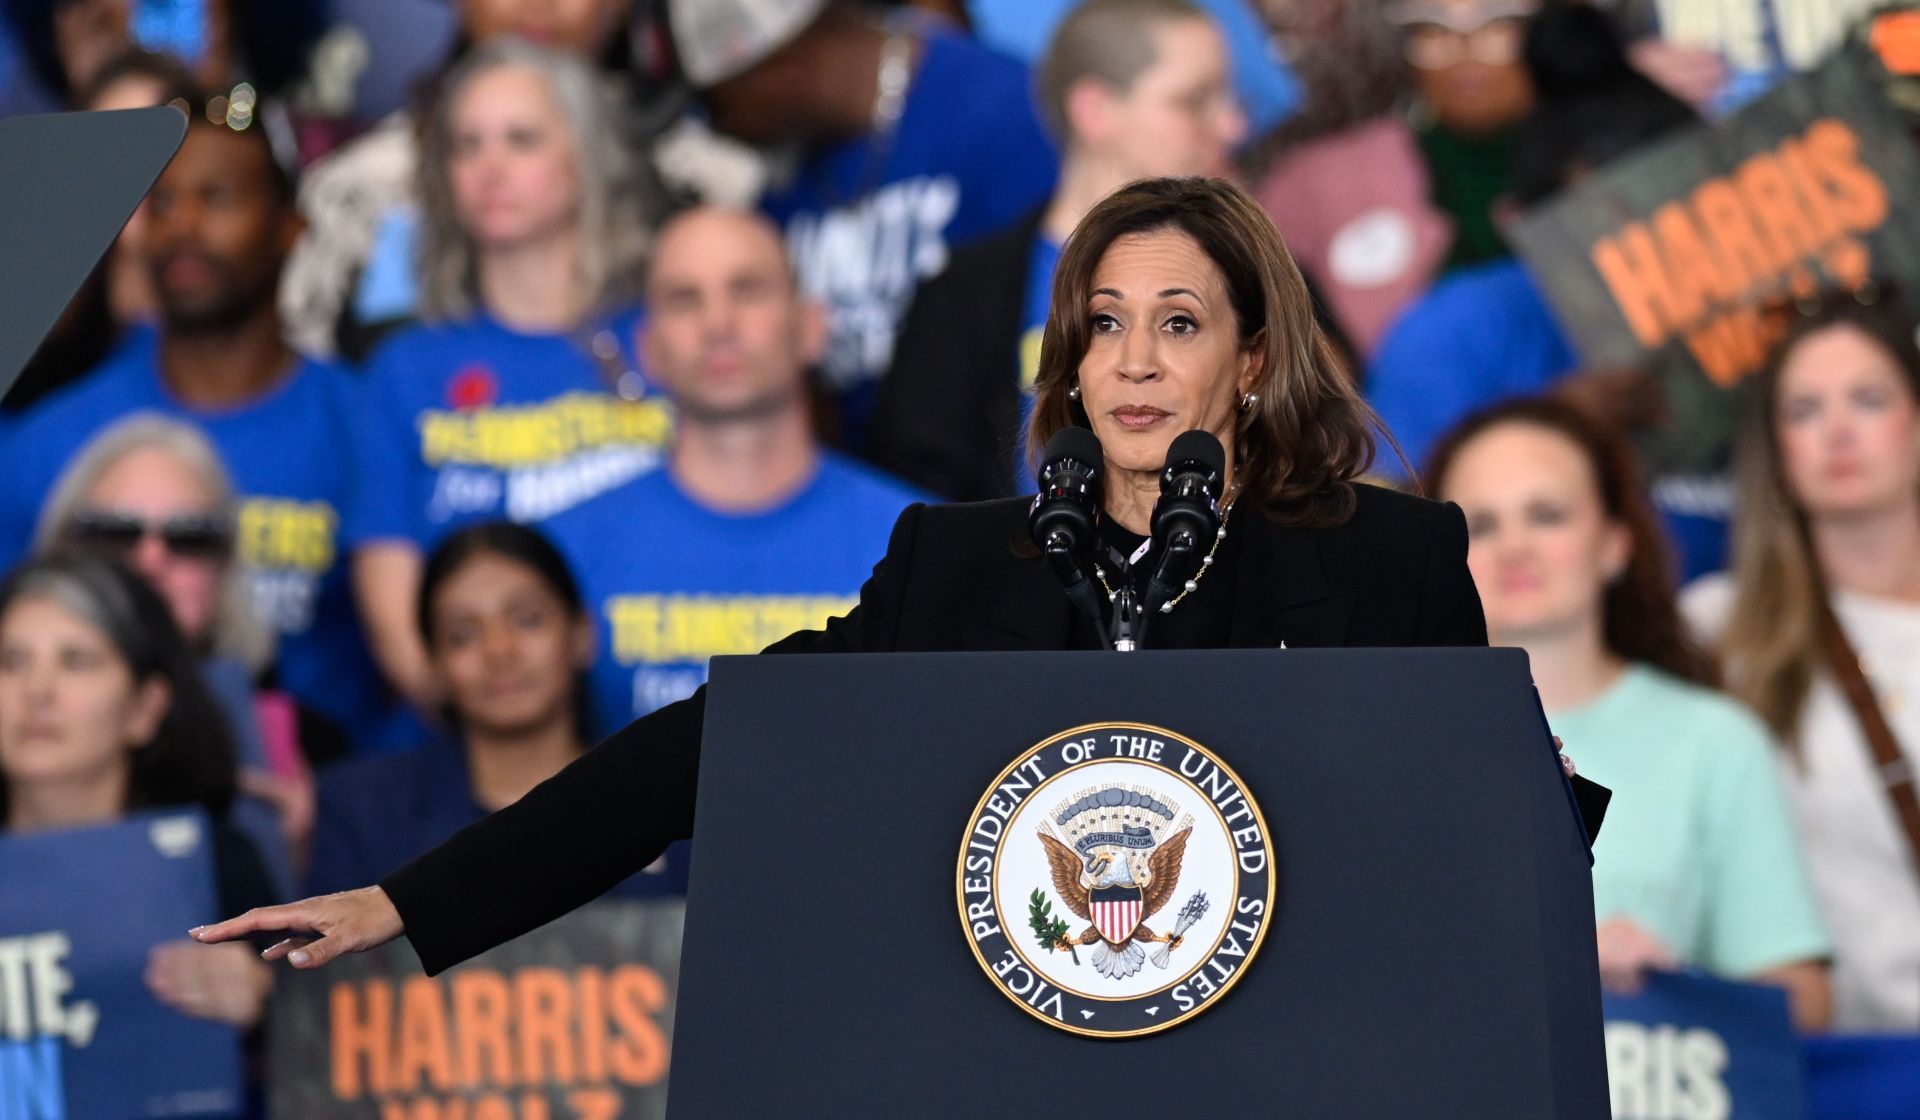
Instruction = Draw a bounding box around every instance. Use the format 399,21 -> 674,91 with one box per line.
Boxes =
1033,785 -> 1203,980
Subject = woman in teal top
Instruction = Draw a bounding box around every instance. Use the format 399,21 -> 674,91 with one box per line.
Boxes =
1427,397 -> 1834,1030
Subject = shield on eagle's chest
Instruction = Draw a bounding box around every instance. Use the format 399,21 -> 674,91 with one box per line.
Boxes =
1089,884 -> 1144,944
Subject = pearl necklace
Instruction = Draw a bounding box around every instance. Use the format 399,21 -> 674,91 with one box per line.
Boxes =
1091,492 -> 1238,615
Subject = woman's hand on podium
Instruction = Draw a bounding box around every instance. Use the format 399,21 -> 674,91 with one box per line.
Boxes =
187,885 -> 405,970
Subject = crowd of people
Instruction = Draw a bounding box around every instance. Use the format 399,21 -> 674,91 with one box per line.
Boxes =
5,0 -> 1920,1100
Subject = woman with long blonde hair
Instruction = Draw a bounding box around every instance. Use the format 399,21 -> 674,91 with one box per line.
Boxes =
1684,291 -> 1920,1030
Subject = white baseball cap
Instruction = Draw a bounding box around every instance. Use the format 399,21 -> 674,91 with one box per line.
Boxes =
669,0 -> 829,89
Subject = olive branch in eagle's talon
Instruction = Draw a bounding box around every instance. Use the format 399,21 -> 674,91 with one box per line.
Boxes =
1029,888 -> 1080,964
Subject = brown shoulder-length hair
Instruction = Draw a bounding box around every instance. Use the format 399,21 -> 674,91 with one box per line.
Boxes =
1422,396 -> 1718,688
1721,290 -> 1920,742
1025,177 -> 1379,526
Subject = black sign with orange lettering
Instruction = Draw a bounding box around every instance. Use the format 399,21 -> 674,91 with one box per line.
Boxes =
267,900 -> 681,1120
1509,46 -> 1920,475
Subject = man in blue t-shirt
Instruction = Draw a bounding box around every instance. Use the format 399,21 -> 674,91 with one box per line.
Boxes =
0,107 -> 407,750
969,0 -> 1298,138
544,206 -> 928,734
667,0 -> 1059,447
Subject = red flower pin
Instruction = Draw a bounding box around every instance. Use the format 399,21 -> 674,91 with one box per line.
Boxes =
448,365 -> 499,411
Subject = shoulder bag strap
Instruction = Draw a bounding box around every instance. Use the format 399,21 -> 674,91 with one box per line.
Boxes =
1818,603 -> 1920,875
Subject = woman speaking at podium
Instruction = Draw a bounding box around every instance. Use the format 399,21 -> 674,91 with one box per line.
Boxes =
193,177 -> 1493,974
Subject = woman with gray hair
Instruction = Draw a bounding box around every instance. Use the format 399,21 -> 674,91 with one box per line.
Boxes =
348,37 -> 669,712
37,413 -> 343,889
37,413 -> 271,672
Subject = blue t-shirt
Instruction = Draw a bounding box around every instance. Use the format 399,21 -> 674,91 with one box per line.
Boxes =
1368,258 -> 1579,477
0,348 -> 409,750
307,735 -> 690,898
545,453 -> 928,736
1013,231 -> 1062,494
765,28 -> 1058,444
1368,258 -> 1729,579
346,307 -> 672,549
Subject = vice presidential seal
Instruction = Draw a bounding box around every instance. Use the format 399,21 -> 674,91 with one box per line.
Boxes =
956,722 -> 1275,1038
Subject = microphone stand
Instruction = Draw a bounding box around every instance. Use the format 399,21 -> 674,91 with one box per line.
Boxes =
1108,584 -> 1141,652
1136,526 -> 1201,650
1041,532 -> 1113,651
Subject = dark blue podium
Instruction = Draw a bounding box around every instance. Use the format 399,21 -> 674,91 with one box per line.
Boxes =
0,107 -> 185,398
669,648 -> 1609,1117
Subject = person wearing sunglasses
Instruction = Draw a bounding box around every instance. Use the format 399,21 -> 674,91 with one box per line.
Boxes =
32,414 -> 350,893
1386,0 -> 1539,272
64,509 -> 232,566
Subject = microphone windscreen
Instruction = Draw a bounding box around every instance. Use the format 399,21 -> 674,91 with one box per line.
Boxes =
1165,429 -> 1225,476
1044,425 -> 1104,471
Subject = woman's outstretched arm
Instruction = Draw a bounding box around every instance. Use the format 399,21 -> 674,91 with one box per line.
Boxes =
192,504 -> 925,973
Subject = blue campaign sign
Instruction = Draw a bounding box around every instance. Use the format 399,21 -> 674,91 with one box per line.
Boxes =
0,809 -> 242,1119
1803,1036 -> 1920,1120
1603,971 -> 1806,1120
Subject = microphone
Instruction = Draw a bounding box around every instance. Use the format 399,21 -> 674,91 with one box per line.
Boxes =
1029,427 -> 1112,649
1143,430 -> 1226,621
1029,426 -> 1102,554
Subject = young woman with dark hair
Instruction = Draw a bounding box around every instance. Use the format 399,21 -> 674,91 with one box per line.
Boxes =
1427,397 -> 1832,1030
306,522 -> 688,897
1684,291 -> 1920,1030
0,553 -> 277,1029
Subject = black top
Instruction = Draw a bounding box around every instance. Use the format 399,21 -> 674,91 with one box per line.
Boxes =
869,209 -> 1041,501
1087,511 -> 1240,651
382,484 -> 1490,974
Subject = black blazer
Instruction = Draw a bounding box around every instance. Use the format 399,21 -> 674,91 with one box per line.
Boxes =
384,484 -> 1489,974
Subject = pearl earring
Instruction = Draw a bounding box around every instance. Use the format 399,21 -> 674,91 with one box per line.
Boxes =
1240,391 -> 1259,410
1068,385 -> 1081,401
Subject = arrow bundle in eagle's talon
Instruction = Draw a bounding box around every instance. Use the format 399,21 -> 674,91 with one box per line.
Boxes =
1151,891 -> 1210,969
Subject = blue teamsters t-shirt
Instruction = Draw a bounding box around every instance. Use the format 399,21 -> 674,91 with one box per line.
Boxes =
545,452 -> 929,737
346,307 -> 671,549
0,346 -> 408,749
764,27 -> 1058,444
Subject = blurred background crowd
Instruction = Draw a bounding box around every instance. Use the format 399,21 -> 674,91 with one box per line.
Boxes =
5,0 -> 1920,1109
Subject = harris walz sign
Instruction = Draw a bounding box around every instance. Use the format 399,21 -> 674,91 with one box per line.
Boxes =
268,899 -> 683,1120
1509,45 -> 1920,478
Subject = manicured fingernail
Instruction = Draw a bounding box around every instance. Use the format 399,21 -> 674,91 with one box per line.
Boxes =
289,950 -> 311,966
187,927 -> 205,938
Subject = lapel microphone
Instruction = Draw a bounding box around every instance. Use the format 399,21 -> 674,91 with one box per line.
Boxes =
1029,426 -> 1113,649
1142,430 -> 1226,628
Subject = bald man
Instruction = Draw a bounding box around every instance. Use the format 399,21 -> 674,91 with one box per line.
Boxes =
544,208 -> 930,733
